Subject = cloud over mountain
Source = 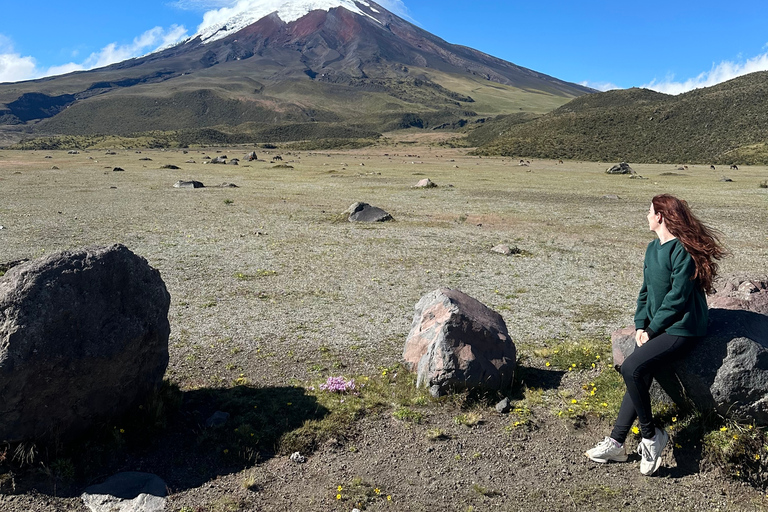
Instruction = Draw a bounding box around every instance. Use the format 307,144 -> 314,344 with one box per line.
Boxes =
642,50 -> 768,95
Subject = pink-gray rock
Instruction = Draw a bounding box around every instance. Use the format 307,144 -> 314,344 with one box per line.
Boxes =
403,288 -> 516,397
612,308 -> 768,425
414,178 -> 437,188
0,245 -> 170,443
708,275 -> 768,315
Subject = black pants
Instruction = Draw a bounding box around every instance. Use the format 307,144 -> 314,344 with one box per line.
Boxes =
610,332 -> 697,442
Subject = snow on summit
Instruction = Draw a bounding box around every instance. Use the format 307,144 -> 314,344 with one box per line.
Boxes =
195,0 -> 379,43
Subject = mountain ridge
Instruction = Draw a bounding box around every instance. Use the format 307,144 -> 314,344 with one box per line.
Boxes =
0,0 -> 593,145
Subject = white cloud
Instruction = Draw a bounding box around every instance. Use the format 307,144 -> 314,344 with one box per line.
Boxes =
579,80 -> 621,92
642,50 -> 768,95
0,26 -> 188,84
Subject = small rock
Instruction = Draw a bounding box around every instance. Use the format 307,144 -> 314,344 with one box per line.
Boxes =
495,397 -> 511,413
490,244 -> 520,256
720,176 -> 733,182
112,167 -> 125,172
289,452 -> 306,463
217,182 -> 239,188
51,166 -> 59,170
205,411 -> 230,428
161,164 -> 180,170
601,194 -> 620,200
173,180 -> 204,188
139,157 -> 152,161
414,178 -> 437,188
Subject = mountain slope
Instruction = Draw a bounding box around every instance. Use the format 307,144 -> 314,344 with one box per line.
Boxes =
0,0 -> 592,142
473,72 -> 768,164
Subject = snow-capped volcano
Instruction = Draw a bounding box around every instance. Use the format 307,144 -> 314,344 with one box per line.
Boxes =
195,0 -> 380,43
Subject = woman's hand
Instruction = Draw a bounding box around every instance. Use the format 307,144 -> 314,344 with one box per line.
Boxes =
636,329 -> 649,346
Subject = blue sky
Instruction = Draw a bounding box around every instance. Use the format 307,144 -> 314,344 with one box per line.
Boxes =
1,0 -> 767,94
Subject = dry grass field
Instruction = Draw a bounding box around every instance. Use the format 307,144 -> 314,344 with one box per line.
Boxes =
1,141 -> 767,511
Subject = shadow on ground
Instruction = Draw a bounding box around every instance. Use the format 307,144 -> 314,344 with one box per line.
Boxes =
0,384 -> 329,497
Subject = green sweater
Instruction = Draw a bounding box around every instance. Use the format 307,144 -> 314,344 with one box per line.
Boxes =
634,238 -> 708,338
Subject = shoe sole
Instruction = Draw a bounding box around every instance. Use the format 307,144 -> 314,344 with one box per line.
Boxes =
640,431 -> 669,476
585,452 -> 628,463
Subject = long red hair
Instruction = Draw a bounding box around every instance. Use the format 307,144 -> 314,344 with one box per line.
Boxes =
652,194 -> 727,294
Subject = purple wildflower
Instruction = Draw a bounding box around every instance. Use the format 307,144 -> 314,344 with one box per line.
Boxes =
320,376 -> 356,393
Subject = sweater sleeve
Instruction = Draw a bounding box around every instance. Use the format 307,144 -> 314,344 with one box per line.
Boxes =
634,278 -> 649,330
646,243 -> 697,335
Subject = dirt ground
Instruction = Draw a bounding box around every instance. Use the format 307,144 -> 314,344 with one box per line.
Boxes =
1,143 -> 767,511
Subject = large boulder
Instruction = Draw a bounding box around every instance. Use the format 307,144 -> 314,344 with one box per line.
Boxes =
0,245 -> 170,443
612,308 -> 768,425
81,472 -> 167,512
708,275 -> 768,315
403,288 -> 516,397
345,202 -> 393,222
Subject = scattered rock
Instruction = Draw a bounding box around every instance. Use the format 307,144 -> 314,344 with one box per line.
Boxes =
606,162 -> 633,175
161,164 -> 181,170
246,151 -> 258,161
81,472 -> 167,512
601,194 -> 620,200
185,160 -> 196,164
113,167 -> 125,172
139,157 -> 152,161
228,160 -> 239,165
402,288 -> 516,397
67,150 -> 79,154
720,176 -> 734,182
205,411 -> 230,428
105,151 -> 116,155
612,307 -> 768,425
414,178 -> 437,188
345,202 -> 393,222
173,180 -> 204,188
289,452 -> 306,463
44,156 -> 52,159
490,244 -> 521,256
51,166 -> 59,170
0,245 -> 170,443
495,397 -> 511,414
216,182 -> 239,188
212,156 -> 227,164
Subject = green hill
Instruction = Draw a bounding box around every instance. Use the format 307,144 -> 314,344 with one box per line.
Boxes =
473,71 -> 768,164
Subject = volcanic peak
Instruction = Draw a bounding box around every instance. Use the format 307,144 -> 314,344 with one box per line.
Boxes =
194,0 -> 381,43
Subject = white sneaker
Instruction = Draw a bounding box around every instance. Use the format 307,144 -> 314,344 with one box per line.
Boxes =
638,427 -> 669,476
585,437 -> 628,463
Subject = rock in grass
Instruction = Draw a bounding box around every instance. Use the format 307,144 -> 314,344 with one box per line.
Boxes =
345,202 -> 393,222
491,244 -> 521,256
81,472 -> 167,512
173,180 -> 204,188
161,164 -> 181,170
414,178 -> 437,188
495,397 -> 511,413
0,245 -> 170,443
606,162 -> 633,174
403,288 -> 516,397
113,167 -> 125,172
612,307 -> 768,425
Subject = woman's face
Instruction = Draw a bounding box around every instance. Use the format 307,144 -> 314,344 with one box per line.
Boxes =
647,203 -> 661,231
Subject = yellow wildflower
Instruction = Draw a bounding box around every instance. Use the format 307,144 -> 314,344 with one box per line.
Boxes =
545,362 -> 551,367
336,494 -> 342,500
720,427 -> 728,432
338,485 -> 343,491
387,495 -> 392,501
632,426 -> 640,435
374,488 -> 381,495
571,399 -> 577,404
672,417 -> 677,423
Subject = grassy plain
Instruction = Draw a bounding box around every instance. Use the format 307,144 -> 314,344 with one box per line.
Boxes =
0,140 -> 767,510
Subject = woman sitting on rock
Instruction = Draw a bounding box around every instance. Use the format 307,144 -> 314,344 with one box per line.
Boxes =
585,194 -> 727,476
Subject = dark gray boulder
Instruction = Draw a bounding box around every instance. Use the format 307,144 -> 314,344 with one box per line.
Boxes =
403,288 -> 516,397
612,308 -> 768,425
0,245 -> 170,443
345,202 -> 393,222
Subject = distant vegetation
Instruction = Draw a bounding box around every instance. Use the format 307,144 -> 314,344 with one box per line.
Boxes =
473,72 -> 768,164
10,124 -> 382,150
